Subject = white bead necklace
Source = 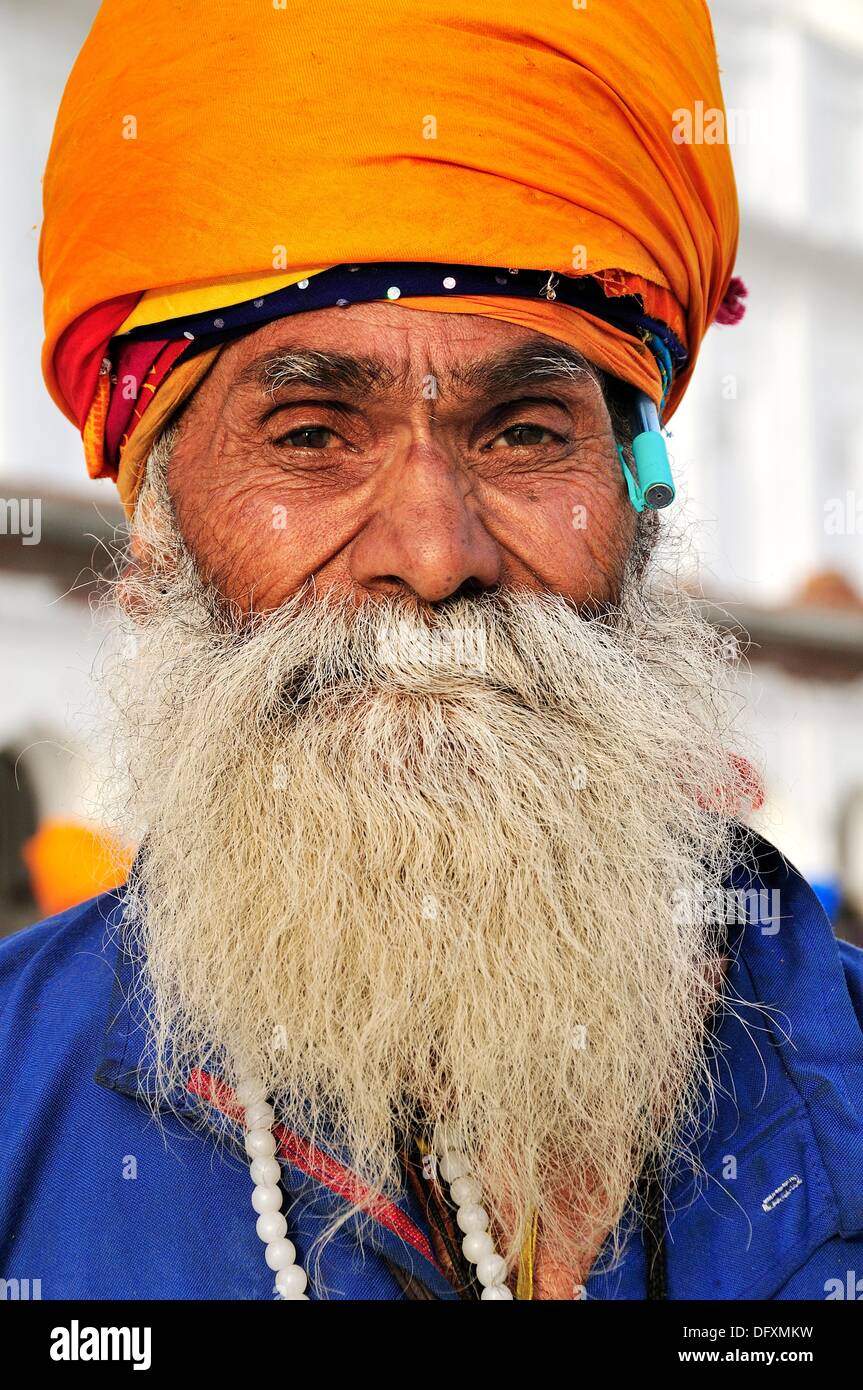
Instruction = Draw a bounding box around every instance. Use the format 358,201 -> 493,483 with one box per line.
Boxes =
238,1074 -> 514,1300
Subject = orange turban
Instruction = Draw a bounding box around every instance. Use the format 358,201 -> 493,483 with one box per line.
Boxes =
40,0 -> 739,515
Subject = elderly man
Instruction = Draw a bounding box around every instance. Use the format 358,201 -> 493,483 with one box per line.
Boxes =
1,0 -> 862,1303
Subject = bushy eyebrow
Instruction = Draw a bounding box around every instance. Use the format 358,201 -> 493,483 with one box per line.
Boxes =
236,349 -> 394,395
234,342 -> 601,401
450,342 -> 600,398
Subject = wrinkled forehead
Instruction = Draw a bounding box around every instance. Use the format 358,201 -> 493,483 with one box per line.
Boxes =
208,302 -> 605,408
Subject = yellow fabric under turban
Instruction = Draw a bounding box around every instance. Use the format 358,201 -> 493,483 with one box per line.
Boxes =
40,0 -> 739,514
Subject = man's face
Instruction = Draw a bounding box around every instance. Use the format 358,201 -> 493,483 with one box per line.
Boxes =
166,303 -> 637,613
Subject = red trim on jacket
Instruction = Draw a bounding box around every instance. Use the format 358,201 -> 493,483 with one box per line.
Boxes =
187,1067 -> 442,1273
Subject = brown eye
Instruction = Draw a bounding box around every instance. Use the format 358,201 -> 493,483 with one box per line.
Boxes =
488,423 -> 559,449
273,426 -> 336,449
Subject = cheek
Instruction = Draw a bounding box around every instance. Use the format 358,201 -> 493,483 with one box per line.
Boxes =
170,459 -> 359,610
579,476 -> 639,581
493,468 -> 637,604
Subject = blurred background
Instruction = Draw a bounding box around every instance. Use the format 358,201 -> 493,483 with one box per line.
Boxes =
1,0 -> 862,939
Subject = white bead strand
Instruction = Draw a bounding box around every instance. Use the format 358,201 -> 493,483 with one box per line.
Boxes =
239,1075 -> 309,1300
238,1082 -> 513,1301
432,1130 -> 514,1300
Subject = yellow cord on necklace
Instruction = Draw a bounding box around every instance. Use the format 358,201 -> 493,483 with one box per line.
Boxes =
516,1209 -> 539,1300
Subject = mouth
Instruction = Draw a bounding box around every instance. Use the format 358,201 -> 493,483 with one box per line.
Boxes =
269,667 -> 542,726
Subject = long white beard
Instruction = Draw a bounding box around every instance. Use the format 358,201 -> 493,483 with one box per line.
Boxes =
98,438 -> 745,1282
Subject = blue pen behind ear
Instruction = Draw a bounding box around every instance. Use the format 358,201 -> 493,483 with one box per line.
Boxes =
617,392 -> 675,512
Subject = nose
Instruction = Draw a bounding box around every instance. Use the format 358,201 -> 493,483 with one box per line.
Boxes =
349,438 -> 503,603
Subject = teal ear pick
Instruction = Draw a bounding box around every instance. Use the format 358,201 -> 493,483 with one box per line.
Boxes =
617,392 -> 675,512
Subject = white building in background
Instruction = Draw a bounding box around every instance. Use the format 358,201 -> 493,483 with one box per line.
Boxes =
666,0 -> 863,907
1,0 -> 862,927
673,0 -> 863,601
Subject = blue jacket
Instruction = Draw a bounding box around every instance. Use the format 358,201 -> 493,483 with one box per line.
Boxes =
1,832 -> 862,1300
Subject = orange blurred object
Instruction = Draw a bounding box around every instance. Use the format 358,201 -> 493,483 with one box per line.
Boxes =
22,820 -> 135,918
